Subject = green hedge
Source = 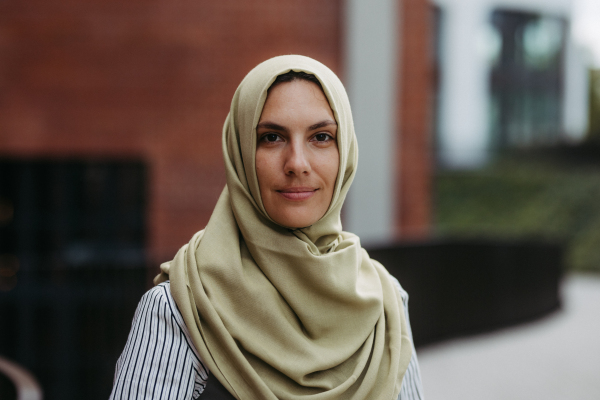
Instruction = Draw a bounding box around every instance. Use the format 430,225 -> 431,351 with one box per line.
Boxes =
434,153 -> 600,272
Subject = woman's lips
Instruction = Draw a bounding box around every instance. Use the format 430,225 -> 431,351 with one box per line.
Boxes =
277,187 -> 317,201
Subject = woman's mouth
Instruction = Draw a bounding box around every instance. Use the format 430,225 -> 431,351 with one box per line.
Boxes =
277,187 -> 318,201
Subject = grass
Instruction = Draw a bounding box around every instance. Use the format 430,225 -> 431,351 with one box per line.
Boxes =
434,148 -> 600,273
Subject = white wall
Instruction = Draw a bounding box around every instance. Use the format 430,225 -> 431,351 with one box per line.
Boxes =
344,0 -> 398,244
436,0 -> 491,168
563,40 -> 590,141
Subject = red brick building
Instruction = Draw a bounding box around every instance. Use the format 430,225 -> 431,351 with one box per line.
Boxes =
0,0 -> 433,264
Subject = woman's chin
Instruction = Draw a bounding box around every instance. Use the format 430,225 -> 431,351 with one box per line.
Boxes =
270,210 -> 322,229
264,190 -> 331,229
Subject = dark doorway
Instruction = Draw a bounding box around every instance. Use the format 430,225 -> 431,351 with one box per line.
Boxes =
0,159 -> 148,399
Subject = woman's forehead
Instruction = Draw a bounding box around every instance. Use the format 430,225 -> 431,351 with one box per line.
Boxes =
260,79 -> 334,120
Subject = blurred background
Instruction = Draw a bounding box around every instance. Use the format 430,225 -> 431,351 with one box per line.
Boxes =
0,0 -> 599,398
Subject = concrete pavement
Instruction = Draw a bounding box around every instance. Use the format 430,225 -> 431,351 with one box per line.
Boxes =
417,274 -> 600,400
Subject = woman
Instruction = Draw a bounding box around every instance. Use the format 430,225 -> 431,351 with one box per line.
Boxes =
110,55 -> 424,400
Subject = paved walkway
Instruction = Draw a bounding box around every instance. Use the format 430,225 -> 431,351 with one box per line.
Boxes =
417,274 -> 600,400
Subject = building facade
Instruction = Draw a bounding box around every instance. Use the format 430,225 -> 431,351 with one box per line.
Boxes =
432,0 -> 589,168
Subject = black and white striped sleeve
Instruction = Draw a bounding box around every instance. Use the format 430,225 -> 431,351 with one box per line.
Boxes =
392,277 -> 425,400
109,282 -> 209,400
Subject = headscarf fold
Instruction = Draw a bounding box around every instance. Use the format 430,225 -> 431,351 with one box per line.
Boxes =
155,55 -> 412,400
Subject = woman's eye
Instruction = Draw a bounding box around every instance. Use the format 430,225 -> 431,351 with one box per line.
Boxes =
264,133 -> 280,142
314,133 -> 332,142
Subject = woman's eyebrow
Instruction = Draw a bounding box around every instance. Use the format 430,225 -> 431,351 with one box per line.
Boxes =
309,120 -> 337,130
256,119 -> 337,132
256,121 -> 288,132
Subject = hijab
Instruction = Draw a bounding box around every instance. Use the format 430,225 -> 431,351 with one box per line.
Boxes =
154,55 -> 412,400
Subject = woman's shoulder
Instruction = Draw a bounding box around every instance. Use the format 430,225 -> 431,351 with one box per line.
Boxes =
390,274 -> 408,301
138,281 -> 177,317
137,281 -> 190,337
388,274 -> 409,304
143,280 -> 171,299
365,251 -> 409,303
110,281 -> 209,399
135,281 -> 204,362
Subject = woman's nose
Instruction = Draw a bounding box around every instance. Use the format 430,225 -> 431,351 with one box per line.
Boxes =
284,141 -> 311,176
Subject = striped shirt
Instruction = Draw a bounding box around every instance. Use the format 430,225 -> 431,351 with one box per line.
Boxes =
109,280 -> 424,400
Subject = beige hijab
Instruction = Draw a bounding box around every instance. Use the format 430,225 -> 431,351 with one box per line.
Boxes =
155,55 -> 412,400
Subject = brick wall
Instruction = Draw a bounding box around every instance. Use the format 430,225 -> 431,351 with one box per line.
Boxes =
0,0 -> 342,262
396,0 -> 434,238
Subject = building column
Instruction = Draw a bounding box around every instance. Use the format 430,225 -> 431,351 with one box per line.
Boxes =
437,1 -> 490,168
344,0 -> 399,244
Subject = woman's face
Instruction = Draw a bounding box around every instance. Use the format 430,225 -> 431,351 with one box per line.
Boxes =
256,79 -> 339,228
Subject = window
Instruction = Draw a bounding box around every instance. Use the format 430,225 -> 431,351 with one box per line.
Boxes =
490,10 -> 566,147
